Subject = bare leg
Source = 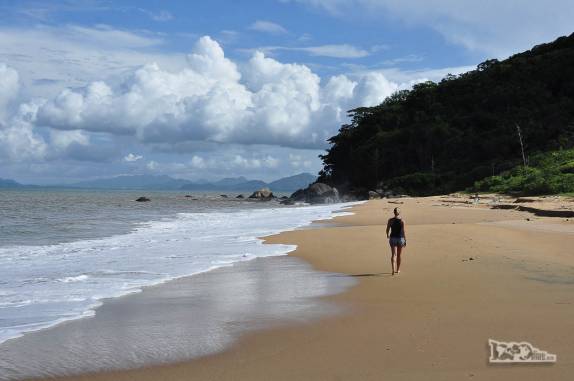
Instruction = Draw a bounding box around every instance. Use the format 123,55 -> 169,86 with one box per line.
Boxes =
396,245 -> 403,273
390,245 -> 397,275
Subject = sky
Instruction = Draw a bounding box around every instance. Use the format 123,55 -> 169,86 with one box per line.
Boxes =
0,0 -> 572,184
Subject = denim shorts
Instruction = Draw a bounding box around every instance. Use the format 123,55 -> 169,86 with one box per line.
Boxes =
389,237 -> 406,247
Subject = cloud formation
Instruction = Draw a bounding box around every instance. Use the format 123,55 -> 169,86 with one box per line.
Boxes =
259,44 -> 370,58
249,20 -> 288,34
0,63 -> 19,122
288,0 -> 574,57
34,36 -> 402,150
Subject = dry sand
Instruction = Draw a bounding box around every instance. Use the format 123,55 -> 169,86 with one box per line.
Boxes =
42,197 -> 574,381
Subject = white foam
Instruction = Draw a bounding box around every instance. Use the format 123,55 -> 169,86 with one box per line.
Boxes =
0,202 -> 362,345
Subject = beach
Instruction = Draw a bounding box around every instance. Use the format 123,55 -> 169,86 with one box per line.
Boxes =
20,195 -> 571,381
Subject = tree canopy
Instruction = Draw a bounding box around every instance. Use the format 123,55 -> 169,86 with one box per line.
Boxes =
319,33 -> 574,196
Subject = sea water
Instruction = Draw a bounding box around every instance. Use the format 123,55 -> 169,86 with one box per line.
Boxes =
0,189 -> 359,346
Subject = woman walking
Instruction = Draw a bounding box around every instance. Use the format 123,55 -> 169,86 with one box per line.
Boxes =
386,207 -> 406,275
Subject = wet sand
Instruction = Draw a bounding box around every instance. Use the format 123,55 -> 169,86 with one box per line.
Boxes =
32,197 -> 574,380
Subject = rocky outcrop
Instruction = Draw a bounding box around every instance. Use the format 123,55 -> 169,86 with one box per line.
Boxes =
368,191 -> 381,199
236,194 -> 244,199
248,187 -> 274,200
289,182 -> 339,204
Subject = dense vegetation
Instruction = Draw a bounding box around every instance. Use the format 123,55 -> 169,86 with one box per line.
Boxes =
319,33 -> 574,196
471,149 -> 574,195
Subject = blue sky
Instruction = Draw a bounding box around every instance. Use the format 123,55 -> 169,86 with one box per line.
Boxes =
0,0 -> 572,184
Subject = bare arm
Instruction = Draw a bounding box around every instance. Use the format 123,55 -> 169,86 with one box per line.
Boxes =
386,219 -> 391,238
401,220 -> 406,241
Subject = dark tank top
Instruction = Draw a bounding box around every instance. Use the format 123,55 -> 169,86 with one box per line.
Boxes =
390,217 -> 403,238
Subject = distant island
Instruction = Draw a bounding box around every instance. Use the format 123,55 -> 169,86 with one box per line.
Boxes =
319,33 -> 574,197
0,173 -> 317,192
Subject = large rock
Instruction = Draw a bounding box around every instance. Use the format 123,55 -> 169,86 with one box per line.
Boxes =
248,187 -> 274,200
135,196 -> 150,202
289,182 -> 339,204
368,190 -> 381,199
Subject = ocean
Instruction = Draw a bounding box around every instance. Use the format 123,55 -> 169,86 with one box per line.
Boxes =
0,189 -> 358,349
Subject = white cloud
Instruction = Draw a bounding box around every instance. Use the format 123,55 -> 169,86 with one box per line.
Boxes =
252,44 -> 370,58
146,160 -> 158,171
298,44 -> 369,58
0,24 -> 185,98
190,155 -> 206,169
124,153 -> 143,162
287,0 -> 574,57
34,36 -> 403,150
289,153 -> 313,169
139,9 -> 174,22
0,63 -> 20,122
249,20 -> 288,34
0,100 -> 47,162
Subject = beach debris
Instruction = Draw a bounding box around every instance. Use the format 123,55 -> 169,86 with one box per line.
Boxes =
388,200 -> 404,204
491,204 -> 574,218
135,197 -> 150,202
469,257 -> 474,260
248,187 -> 275,200
526,218 -> 531,221
514,197 -> 537,203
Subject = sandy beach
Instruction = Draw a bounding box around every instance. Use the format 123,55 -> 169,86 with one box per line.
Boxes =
34,196 -> 574,380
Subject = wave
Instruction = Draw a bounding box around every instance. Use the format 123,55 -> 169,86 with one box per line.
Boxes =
0,202 -> 361,345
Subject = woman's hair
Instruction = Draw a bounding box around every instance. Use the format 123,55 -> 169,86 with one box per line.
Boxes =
393,207 -> 400,215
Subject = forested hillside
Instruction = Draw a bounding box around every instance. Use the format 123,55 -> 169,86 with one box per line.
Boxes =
319,33 -> 574,196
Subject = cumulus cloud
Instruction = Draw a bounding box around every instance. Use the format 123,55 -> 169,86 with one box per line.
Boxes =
35,36 -> 400,150
0,24 -> 185,98
0,100 -> 47,162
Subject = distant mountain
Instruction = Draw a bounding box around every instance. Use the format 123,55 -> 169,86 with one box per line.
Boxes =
71,175 -> 190,190
67,173 -> 317,192
0,178 -> 24,188
213,177 -> 249,187
181,172 -> 316,192
268,173 -> 316,191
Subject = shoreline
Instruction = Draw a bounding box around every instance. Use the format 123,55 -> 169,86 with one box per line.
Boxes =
15,197 -> 574,380
0,202 -> 361,380
0,201 -> 360,348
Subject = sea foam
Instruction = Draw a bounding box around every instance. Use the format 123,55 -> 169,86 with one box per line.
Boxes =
0,202 -> 360,345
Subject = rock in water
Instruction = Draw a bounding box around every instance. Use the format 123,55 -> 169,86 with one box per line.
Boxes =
236,194 -> 244,199
248,187 -> 274,200
368,191 -> 381,199
289,182 -> 339,204
135,197 -> 150,202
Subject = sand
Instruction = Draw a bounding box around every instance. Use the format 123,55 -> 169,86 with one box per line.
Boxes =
37,196 -> 574,381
